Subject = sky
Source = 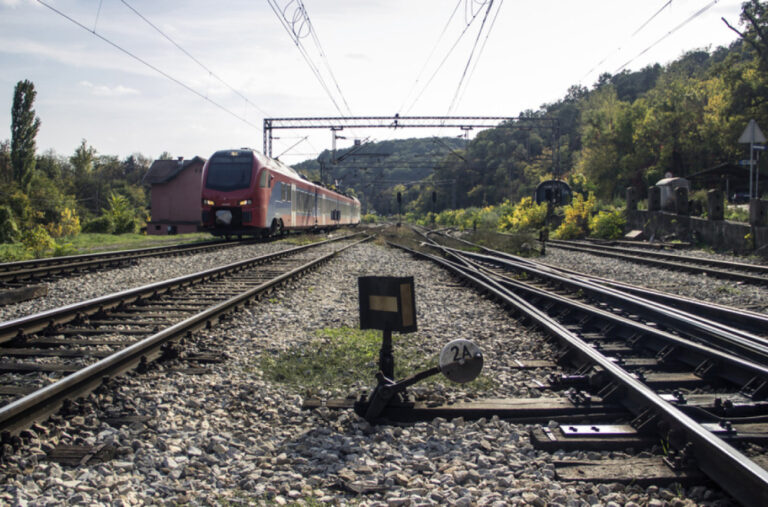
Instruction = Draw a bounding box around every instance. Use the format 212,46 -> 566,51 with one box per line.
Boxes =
0,0 -> 747,166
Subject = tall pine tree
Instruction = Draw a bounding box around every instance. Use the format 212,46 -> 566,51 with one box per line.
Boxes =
10,80 -> 41,190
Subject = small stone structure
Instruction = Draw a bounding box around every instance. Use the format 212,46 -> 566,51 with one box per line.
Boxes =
625,186 -> 768,254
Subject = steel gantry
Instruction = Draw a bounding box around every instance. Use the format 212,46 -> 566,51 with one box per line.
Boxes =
262,115 -> 561,175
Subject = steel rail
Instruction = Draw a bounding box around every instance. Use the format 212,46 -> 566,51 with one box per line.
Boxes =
390,240 -> 768,507
546,240 -> 768,285
0,235 -> 371,434
427,230 -> 768,334
0,238 -> 237,272
549,239 -> 768,275
439,245 -> 768,364
0,238 -> 266,283
418,241 -> 768,387
0,234 -> 362,343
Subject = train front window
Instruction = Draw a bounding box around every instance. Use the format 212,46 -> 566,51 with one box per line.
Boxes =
206,153 -> 253,191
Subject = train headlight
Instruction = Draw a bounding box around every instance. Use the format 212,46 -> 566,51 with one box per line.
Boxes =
239,199 -> 252,206
203,199 -> 214,206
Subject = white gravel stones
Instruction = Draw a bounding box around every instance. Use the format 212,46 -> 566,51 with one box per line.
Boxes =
0,241 -> 292,322
543,247 -> 768,314
0,242 -> 730,505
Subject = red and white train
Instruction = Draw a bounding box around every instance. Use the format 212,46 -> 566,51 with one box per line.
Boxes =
201,149 -> 360,237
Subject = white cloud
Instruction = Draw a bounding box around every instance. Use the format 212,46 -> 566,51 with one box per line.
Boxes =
0,0 -> 36,7
79,80 -> 140,97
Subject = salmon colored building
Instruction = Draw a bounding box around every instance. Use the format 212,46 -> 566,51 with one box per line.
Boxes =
143,156 -> 206,235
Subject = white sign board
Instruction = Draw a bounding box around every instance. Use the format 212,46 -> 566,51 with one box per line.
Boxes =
739,119 -> 766,144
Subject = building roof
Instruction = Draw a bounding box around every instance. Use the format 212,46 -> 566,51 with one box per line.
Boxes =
143,156 -> 206,185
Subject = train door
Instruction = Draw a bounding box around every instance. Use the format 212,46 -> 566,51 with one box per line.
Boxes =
314,189 -> 318,227
291,184 -> 296,227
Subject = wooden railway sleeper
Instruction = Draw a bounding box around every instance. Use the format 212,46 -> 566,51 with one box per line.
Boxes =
597,381 -> 626,404
656,344 -> 677,364
630,407 -> 660,434
741,376 -> 768,400
694,359 -> 718,380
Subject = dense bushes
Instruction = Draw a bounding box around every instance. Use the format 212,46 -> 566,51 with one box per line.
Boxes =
498,197 -> 547,232
589,209 -> 626,239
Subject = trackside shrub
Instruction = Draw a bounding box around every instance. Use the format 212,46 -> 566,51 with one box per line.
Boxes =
46,207 -> 81,238
0,206 -> 20,243
589,209 -> 626,239
498,197 -> 547,232
105,193 -> 137,234
21,224 -> 55,258
552,192 -> 597,239
82,215 -> 113,233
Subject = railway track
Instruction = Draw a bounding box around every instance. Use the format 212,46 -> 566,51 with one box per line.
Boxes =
546,238 -> 768,285
390,227 -> 768,506
0,237 -> 262,286
0,233 -> 368,436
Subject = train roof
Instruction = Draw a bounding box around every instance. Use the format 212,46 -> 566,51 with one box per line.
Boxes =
216,148 -> 360,203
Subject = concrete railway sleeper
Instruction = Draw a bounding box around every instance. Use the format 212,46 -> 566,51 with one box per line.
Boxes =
0,233 -> 369,437
424,229 -> 768,362
386,236 -> 768,506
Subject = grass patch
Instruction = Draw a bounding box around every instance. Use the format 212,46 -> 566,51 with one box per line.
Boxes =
69,232 -> 213,253
259,326 -> 495,396
281,233 -> 328,246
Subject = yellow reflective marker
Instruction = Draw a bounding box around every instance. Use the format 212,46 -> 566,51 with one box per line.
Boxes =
369,295 -> 398,313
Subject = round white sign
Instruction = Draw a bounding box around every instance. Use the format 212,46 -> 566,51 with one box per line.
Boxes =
438,339 -> 483,384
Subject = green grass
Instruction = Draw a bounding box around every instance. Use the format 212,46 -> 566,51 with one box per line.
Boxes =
68,232 -> 214,253
0,242 -> 29,262
259,326 -> 495,396
0,232 -> 216,263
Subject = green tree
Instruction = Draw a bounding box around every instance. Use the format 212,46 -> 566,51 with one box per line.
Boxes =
0,140 -> 10,185
0,205 -> 19,244
723,1 -> 768,69
10,80 -> 41,190
70,139 -> 96,179
104,192 -> 137,234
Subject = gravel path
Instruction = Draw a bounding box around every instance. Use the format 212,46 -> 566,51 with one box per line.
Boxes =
0,242 -> 730,505
543,247 -> 768,314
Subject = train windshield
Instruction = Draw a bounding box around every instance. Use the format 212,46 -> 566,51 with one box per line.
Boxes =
206,152 -> 253,191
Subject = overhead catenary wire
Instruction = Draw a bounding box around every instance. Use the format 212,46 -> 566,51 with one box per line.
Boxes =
35,0 -> 260,130
579,0 -> 674,83
119,0 -> 270,117
403,0 -> 490,114
397,0 -> 463,114
447,0 -> 503,116
267,0 -> 352,118
456,0 -> 504,110
614,0 -> 720,74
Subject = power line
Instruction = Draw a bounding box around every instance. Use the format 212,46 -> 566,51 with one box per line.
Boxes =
35,0 -> 260,130
397,0 -> 463,114
447,0 -> 501,115
404,1 -> 490,114
303,6 -> 353,115
579,0 -> 674,83
614,0 -> 720,73
119,0 -> 270,117
267,0 -> 352,117
456,0 -> 504,110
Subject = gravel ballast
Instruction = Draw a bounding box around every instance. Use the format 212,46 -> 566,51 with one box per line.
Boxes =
0,242 -> 733,505
543,246 -> 768,314
0,241 -> 294,322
